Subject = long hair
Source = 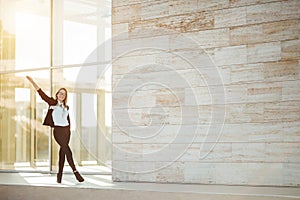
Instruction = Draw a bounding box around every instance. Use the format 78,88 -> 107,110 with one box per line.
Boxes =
55,88 -> 68,107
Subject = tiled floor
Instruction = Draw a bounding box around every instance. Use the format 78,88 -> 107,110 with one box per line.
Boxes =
0,172 -> 300,199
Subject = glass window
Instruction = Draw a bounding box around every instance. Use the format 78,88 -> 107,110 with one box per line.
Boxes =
0,71 -> 50,171
53,0 -> 112,66
0,0 -> 112,174
52,64 -> 112,172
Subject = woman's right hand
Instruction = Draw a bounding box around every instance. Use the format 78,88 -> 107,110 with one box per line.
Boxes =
26,76 -> 32,82
26,76 -> 40,90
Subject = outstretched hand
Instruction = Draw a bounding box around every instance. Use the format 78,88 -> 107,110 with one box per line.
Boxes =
26,76 -> 32,82
26,76 -> 40,90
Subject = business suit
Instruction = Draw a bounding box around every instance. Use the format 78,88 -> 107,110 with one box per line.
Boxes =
37,88 -> 84,183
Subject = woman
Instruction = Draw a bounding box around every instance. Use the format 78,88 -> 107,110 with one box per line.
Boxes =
26,76 -> 84,183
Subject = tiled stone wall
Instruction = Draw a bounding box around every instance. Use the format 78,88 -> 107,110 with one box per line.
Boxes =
111,0 -> 300,186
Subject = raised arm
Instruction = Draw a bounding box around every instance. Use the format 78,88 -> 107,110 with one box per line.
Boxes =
26,76 -> 40,90
26,76 -> 56,105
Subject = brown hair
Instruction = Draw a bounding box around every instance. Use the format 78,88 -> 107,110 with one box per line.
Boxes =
55,88 -> 68,107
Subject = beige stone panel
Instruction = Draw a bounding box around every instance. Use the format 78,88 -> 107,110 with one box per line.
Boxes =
112,4 -> 141,24
112,0 -> 140,7
282,80 -> 300,101
169,34 -> 201,51
232,143 -> 266,162
262,101 -> 300,123
283,163 -> 300,186
112,23 -> 128,40
156,49 -> 216,70
280,0 -> 300,20
218,66 -> 232,84
220,122 -> 284,142
112,144 -> 144,161
246,0 -> 300,25
112,160 -> 157,176
247,163 -> 283,186
112,68 -> 206,93
265,142 -> 300,162
113,105 -> 202,126
198,0 -> 229,11
141,143 -> 190,162
263,19 -> 299,40
126,171 -> 157,182
214,45 -> 247,66
156,50 -> 210,70
141,0 -> 169,20
226,84 -> 250,103
247,42 -> 281,63
230,20 -> 299,45
176,68 -> 207,88
283,122 -> 300,142
169,0 -> 198,15
112,35 -> 169,58
229,0 -> 279,7
246,1 -> 282,24
129,11 -> 214,36
215,163 -> 248,185
185,84 -> 227,106
248,123 -> 283,142
194,67 -> 228,88
156,11 -> 214,33
131,67 -> 205,88
156,162 -> 184,182
113,124 -> 206,144
112,128 -> 132,143
217,123 -> 250,142
112,124 -> 167,144
230,26 -> 252,46
117,85 -> 186,110
263,61 -> 299,81
230,63 -> 264,84
247,82 -> 282,102
184,162 -> 216,184
193,105 -> 224,124
214,7 -> 247,28
112,108 -> 154,127
281,39 -> 300,61
186,28 -> 230,49
114,90 -> 157,109
223,81 -> 299,104
155,88 -> 185,106
112,56 -> 159,76
225,103 -> 262,123
193,124 -> 222,143
128,21 -> 174,39
185,87 -> 212,105
180,143 -> 232,162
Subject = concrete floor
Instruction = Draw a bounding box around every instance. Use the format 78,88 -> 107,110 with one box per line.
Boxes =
0,172 -> 300,200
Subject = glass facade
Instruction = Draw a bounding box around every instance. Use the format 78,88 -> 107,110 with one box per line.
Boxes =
0,0 -> 112,173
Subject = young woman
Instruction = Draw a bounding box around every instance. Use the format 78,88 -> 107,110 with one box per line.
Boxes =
26,76 -> 84,183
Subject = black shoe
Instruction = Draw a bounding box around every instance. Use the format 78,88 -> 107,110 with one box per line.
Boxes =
74,171 -> 84,182
57,173 -> 62,183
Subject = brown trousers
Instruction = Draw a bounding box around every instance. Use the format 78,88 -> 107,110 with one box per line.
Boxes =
53,126 -> 76,173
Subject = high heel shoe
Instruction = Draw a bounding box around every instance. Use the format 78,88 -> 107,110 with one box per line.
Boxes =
57,173 -> 62,183
73,170 -> 84,182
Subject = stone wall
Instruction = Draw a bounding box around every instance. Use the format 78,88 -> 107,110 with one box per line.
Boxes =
111,0 -> 300,186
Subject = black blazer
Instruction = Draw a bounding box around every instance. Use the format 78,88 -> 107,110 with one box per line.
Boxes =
38,89 -> 70,127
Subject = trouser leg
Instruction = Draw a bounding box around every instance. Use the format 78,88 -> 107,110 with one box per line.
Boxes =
58,147 -> 65,173
54,127 -> 77,172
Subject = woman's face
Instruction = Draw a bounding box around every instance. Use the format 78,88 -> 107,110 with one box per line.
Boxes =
57,89 -> 67,102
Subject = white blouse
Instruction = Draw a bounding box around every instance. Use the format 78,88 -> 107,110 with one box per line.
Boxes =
51,102 -> 69,127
